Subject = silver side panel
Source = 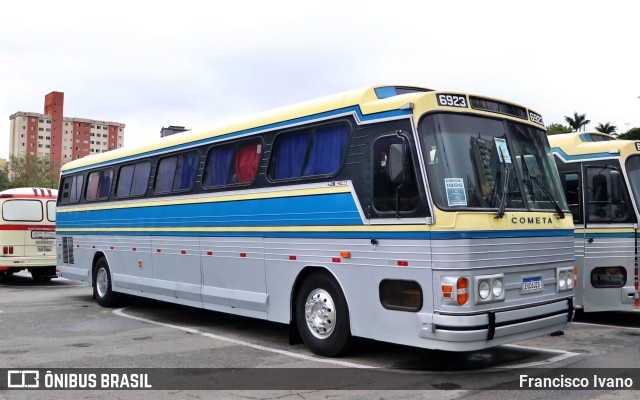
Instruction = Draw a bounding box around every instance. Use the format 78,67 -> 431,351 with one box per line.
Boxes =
58,233 -> 574,351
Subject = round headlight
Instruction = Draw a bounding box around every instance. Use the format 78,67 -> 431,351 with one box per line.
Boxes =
559,271 -> 566,289
492,279 -> 503,297
567,271 -> 574,288
479,280 -> 490,299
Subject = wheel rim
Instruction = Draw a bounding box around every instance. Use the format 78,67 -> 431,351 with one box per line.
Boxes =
304,288 -> 336,339
96,267 -> 108,298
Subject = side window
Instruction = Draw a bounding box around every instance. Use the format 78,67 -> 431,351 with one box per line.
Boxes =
203,140 -> 261,188
269,124 -> 349,180
60,174 -> 84,205
586,165 -> 634,223
117,162 -> 151,198
47,200 -> 56,222
372,134 -> 420,215
155,151 -> 199,194
85,169 -> 113,201
563,172 -> 582,224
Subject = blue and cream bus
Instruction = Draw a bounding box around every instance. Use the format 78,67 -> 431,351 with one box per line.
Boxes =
550,132 -> 640,312
57,85 -> 574,356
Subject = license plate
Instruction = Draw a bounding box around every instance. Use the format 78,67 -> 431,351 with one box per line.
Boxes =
522,277 -> 543,293
37,246 -> 52,252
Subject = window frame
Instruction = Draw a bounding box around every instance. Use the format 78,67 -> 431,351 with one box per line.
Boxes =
267,121 -> 351,182
202,138 -> 263,190
153,150 -> 200,195
115,161 -> 151,199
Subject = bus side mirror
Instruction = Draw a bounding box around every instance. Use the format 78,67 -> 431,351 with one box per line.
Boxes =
610,170 -> 622,205
388,143 -> 406,186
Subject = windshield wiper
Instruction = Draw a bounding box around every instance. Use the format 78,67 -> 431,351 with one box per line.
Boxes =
530,176 -> 565,219
495,164 -> 511,219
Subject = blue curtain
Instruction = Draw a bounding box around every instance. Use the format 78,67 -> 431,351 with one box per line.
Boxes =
303,126 -> 349,176
205,147 -> 234,186
274,132 -> 309,179
176,152 -> 199,190
98,170 -> 112,199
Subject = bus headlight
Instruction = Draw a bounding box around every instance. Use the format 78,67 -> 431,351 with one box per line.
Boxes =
492,279 -> 503,297
474,274 -> 505,304
478,280 -> 491,299
556,267 -> 574,292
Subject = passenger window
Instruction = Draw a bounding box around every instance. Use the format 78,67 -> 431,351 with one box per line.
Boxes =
155,151 -> 199,194
270,124 -> 349,180
372,134 -> 420,214
117,162 -> 150,198
203,140 -> 261,187
86,169 -> 113,201
60,174 -> 84,204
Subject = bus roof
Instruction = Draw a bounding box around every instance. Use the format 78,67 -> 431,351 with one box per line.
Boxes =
549,131 -> 639,161
60,84 -> 540,173
0,187 -> 58,199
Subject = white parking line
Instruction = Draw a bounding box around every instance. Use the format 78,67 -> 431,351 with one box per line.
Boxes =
114,307 -> 578,371
113,307 -> 375,369
498,343 -> 579,369
573,321 -> 640,332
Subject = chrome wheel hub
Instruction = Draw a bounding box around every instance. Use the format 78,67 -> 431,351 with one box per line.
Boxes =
96,268 -> 108,298
304,289 -> 336,339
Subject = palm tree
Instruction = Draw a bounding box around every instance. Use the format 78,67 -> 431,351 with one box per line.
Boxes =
594,122 -> 617,134
564,112 -> 591,132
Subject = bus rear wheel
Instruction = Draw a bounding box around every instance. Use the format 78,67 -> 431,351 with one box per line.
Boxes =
295,272 -> 352,357
93,258 -> 118,307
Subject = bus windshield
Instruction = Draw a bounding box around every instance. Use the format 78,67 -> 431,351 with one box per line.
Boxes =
419,113 -> 568,213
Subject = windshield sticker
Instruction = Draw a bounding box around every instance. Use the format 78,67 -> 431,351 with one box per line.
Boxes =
494,138 -> 512,164
445,178 -> 467,206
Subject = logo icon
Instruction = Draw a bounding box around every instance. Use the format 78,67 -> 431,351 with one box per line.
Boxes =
8,370 -> 40,388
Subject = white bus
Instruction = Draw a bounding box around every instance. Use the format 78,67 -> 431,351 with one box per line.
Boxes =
57,85 -> 574,356
0,187 -> 58,281
550,132 -> 640,312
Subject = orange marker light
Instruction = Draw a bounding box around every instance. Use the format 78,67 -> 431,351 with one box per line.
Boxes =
340,251 -> 351,259
457,277 -> 469,305
442,284 -> 453,298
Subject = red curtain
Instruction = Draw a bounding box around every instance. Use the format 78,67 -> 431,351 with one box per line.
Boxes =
235,142 -> 260,183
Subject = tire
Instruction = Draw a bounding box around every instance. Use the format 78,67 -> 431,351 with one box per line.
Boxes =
295,272 -> 352,357
93,258 -> 118,307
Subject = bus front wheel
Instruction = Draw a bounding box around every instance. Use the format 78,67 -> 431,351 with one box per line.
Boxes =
295,272 -> 352,357
93,258 -> 118,307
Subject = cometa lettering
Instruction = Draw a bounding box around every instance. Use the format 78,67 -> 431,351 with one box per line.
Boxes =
511,216 -> 553,225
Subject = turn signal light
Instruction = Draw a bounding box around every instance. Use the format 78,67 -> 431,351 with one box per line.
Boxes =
457,277 -> 469,305
442,284 -> 453,298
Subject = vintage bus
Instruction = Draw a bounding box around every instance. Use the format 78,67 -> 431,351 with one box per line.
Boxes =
1,187 -> 58,281
57,85 -> 574,356
550,131 -> 640,312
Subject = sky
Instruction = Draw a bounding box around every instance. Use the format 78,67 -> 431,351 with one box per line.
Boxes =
1,0 -> 639,160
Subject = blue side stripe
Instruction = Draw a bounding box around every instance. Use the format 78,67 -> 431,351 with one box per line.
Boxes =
64,106 -> 412,174
552,147 -> 615,161
56,193 -> 362,229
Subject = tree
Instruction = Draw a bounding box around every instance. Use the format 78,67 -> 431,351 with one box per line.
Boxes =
619,127 -> 640,140
546,123 -> 573,135
564,112 -> 591,132
594,122 -> 617,134
6,155 -> 58,189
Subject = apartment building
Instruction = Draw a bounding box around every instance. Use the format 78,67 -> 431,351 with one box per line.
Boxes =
8,91 -> 125,168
